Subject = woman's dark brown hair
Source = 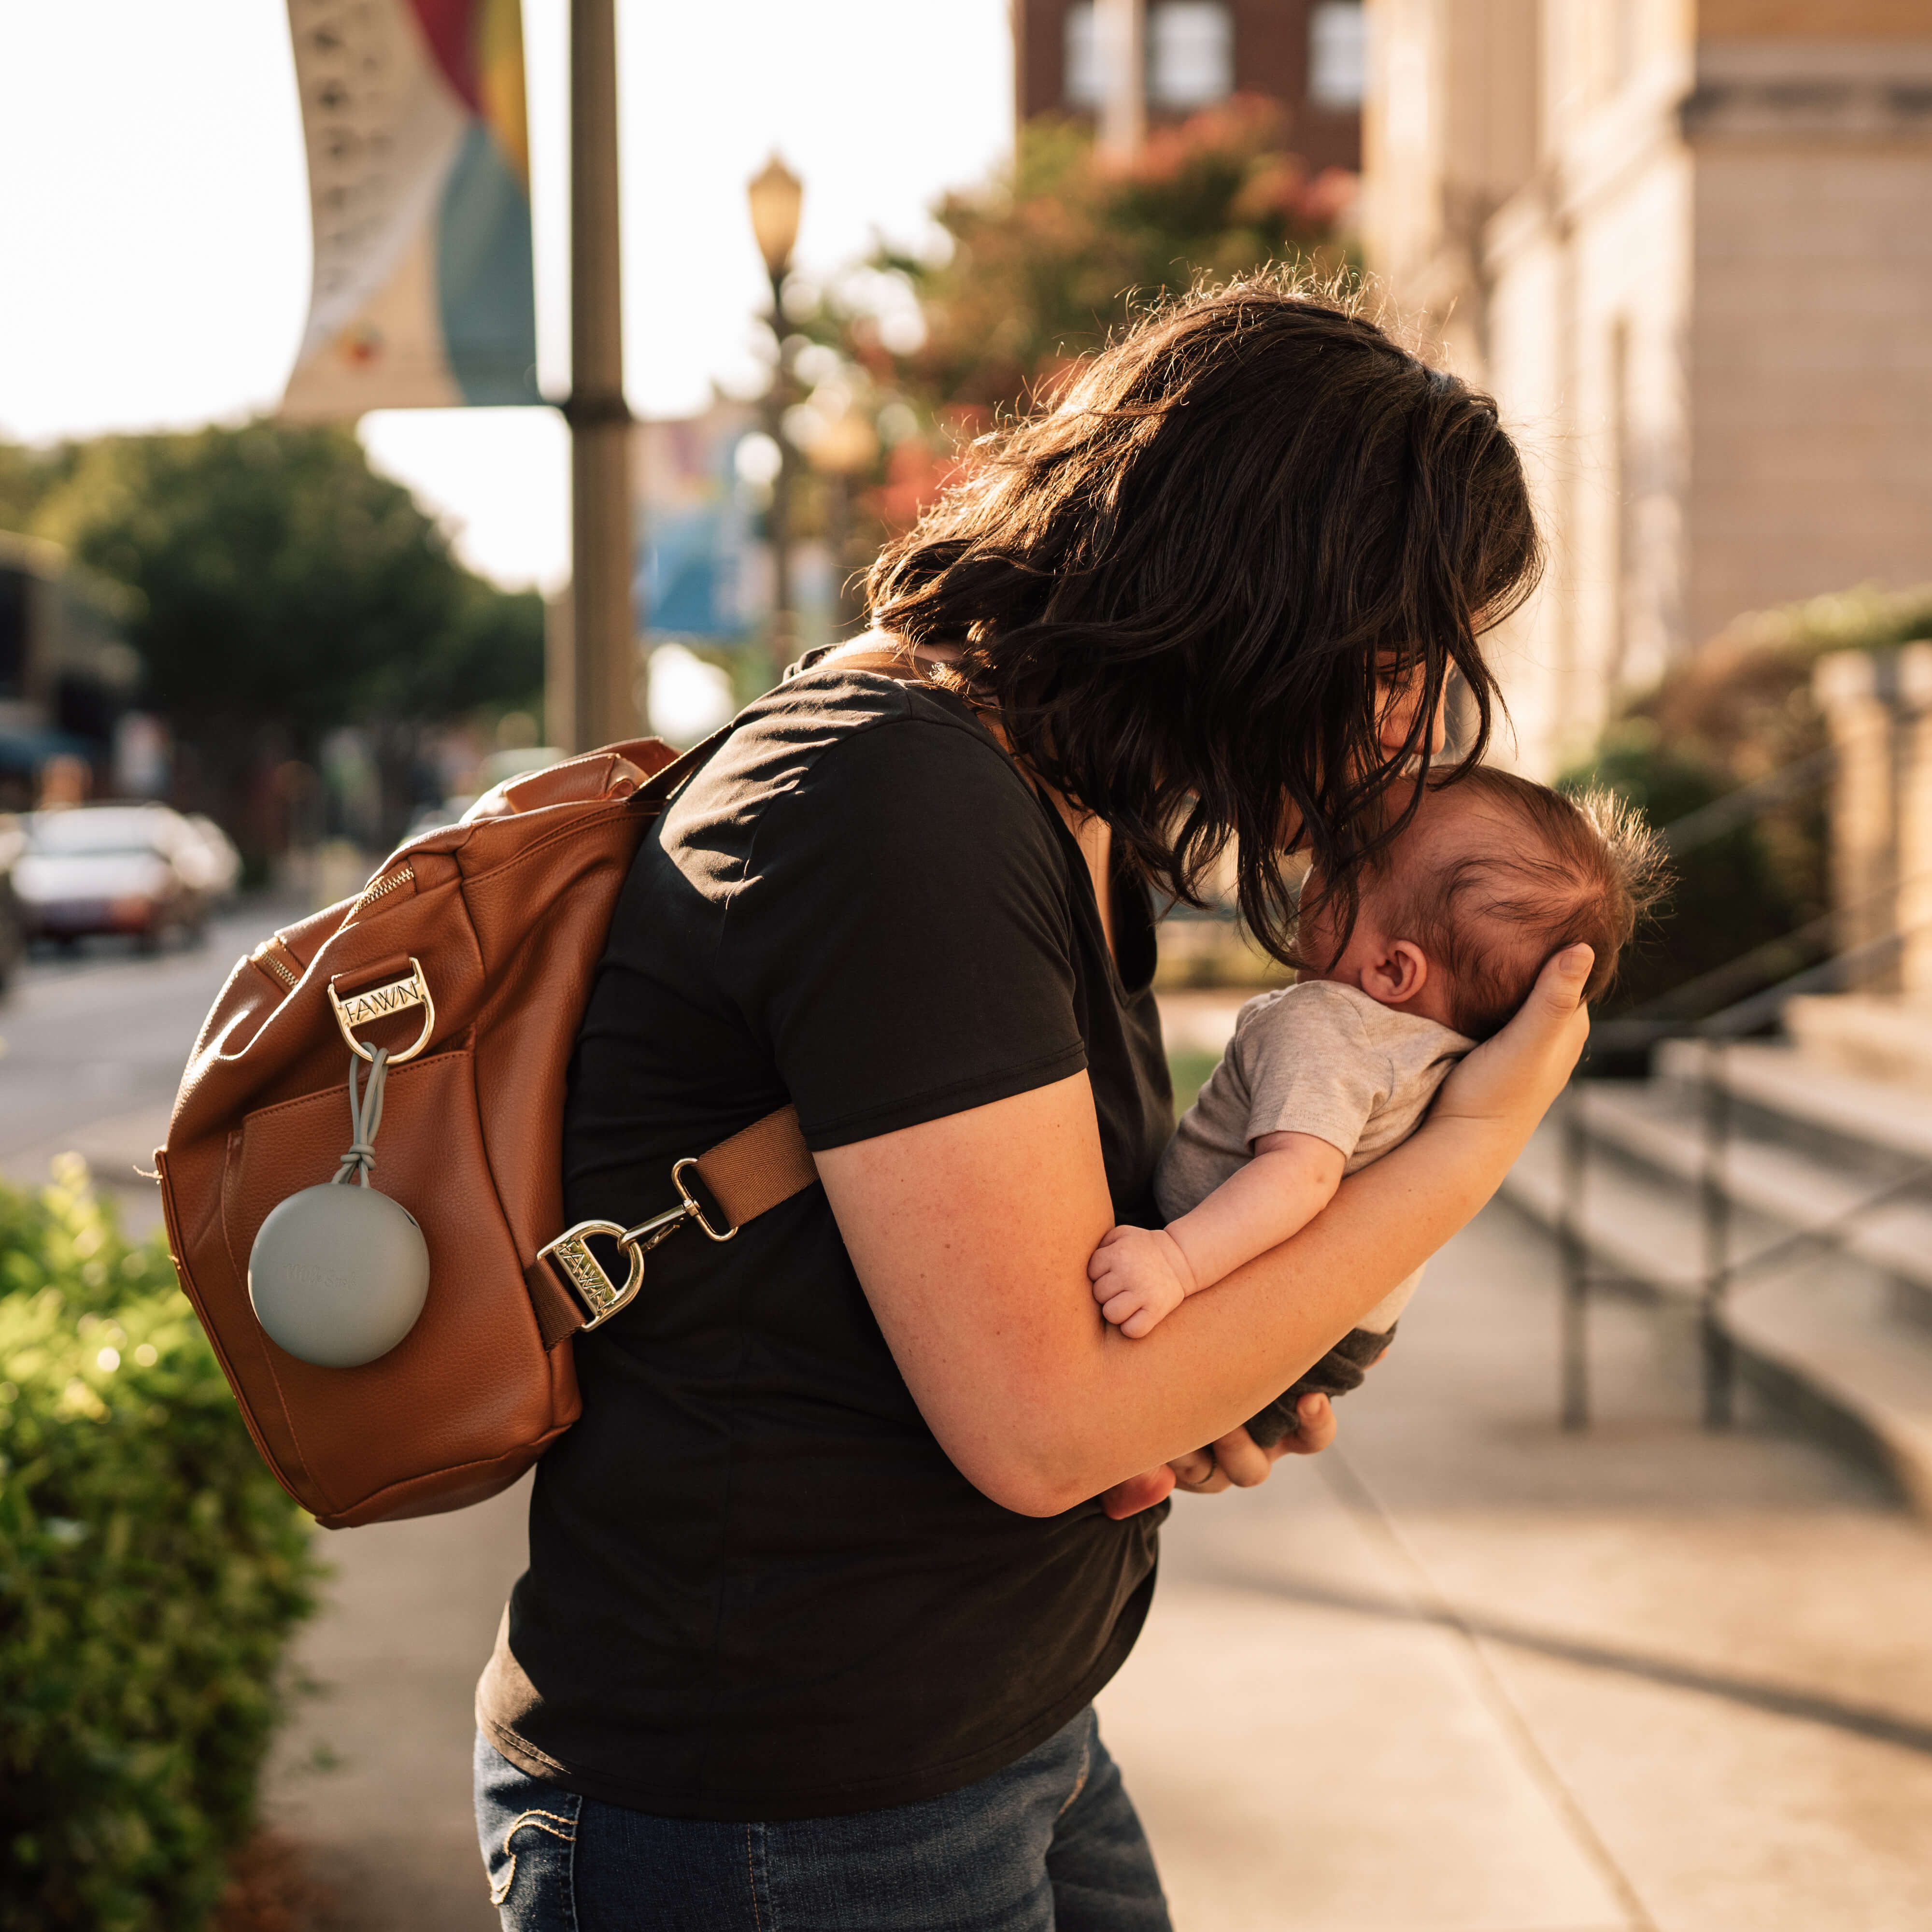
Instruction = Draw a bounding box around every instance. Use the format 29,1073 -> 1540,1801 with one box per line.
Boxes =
866,275 -> 1543,962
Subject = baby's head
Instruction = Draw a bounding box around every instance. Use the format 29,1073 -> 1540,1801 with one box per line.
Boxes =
1298,770 -> 1665,1038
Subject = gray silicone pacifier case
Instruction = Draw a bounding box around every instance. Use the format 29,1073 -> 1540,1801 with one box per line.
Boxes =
248,1183 -> 431,1368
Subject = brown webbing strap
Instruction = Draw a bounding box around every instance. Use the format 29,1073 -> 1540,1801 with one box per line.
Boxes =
526,1261 -> 592,1348
692,1104 -> 820,1227
524,1106 -> 818,1348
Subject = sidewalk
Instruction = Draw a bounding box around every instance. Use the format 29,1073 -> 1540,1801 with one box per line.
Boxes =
1106,1200 -> 1932,1930
267,1195 -> 1932,1929
265,1490 -> 523,1932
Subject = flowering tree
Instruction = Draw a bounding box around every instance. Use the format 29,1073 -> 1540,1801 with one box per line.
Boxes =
872,99 -> 1354,430
779,99 -> 1355,568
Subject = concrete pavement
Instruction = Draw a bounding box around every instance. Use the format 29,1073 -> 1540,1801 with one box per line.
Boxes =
266,1488 -> 525,1932
1108,1201 -> 1932,1930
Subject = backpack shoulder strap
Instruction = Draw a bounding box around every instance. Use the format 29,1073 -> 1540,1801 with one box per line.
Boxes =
629,723 -> 735,811
524,1102 -> 818,1347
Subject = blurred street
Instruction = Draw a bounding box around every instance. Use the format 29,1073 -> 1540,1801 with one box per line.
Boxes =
0,904 -> 290,1230
9,934 -> 1931,1931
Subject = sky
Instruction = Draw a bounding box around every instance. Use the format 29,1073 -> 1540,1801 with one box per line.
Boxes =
0,0 -> 1013,589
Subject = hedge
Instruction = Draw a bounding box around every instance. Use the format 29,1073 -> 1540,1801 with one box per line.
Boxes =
0,1157 -> 322,1932
1563,582 -> 1932,1026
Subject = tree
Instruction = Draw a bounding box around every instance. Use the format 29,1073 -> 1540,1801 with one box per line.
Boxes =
769,99 -> 1356,598
870,98 -> 1355,426
0,440 -> 77,536
28,421 -> 540,738
1565,583 -> 1932,1027
7,421 -> 542,853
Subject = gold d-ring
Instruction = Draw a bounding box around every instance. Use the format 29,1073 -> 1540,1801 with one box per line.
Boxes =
327,956 -> 437,1064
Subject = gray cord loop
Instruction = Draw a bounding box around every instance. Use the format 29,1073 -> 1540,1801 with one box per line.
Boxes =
332,1047 -> 391,1187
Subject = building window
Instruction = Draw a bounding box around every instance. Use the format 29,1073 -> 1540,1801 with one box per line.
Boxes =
1149,2 -> 1233,111
1309,0 -> 1367,110
1065,1 -> 1102,110
1064,1 -> 1232,115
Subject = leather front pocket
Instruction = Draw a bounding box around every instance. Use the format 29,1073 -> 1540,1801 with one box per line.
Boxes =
221,1048 -> 554,1518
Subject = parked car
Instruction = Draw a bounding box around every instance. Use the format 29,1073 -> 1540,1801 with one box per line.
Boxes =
183,813 -> 243,902
16,803 -> 240,950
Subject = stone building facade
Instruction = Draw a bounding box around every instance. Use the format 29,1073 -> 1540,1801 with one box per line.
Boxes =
1362,0 -> 1932,778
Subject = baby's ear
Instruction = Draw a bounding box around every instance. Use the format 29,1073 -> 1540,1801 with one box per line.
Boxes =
1364,939 -> 1430,1006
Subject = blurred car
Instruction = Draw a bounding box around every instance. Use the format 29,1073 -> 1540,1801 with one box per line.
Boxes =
16,802 -> 239,950
183,813 -> 243,902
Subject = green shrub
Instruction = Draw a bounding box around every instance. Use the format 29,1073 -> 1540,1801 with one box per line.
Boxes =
0,1159 -> 321,1932
1562,582 -> 1932,1023
1563,722 -> 1822,1018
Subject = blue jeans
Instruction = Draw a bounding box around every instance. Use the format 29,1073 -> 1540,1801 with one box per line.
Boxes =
474,1708 -> 1172,1932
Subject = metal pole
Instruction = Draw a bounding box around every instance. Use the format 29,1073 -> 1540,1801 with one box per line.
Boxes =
1557,1077 -> 1590,1430
1700,1036 -> 1735,1428
565,0 -> 639,753
765,267 -> 794,672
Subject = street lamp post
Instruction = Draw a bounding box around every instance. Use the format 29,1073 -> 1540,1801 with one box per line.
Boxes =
747,155 -> 803,667
804,400 -> 880,635
562,0 -> 639,752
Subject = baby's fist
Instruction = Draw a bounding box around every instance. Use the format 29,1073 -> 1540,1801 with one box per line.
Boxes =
1088,1224 -> 1192,1338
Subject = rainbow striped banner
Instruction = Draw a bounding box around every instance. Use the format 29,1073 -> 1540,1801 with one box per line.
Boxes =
281,0 -> 539,418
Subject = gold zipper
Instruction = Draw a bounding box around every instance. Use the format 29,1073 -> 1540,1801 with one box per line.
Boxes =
249,938 -> 298,989
351,861 -> 415,915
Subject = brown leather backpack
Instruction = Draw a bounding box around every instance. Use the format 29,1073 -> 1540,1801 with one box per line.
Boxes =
156,738 -> 816,1530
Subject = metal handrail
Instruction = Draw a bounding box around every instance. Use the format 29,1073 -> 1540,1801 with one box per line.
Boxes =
1555,929 -> 1932,1431
1654,744 -> 1835,857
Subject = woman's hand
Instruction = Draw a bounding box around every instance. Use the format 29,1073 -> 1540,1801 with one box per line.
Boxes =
1099,1396 -> 1335,1519
1173,1396 -> 1336,1490
1429,944 -> 1593,1140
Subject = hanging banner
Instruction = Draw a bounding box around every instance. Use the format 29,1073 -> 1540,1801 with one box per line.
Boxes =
281,0 -> 540,420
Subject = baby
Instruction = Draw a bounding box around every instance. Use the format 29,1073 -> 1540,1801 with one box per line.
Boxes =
1092,767 -> 1660,1444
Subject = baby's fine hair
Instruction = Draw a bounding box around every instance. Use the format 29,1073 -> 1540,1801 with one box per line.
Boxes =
1380,769 -> 1668,1039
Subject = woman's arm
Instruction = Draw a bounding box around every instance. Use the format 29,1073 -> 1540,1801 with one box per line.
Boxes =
817,947 -> 1592,1517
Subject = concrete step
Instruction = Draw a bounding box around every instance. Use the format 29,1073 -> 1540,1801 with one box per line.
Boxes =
1504,1080 -> 1932,1516
1570,1080 -> 1932,1312
1784,991 -> 1932,1090
1728,1270 -> 1932,1517
1655,1038 -> 1932,1170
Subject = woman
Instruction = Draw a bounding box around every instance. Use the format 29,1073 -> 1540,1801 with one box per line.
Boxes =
474,282 -> 1590,1930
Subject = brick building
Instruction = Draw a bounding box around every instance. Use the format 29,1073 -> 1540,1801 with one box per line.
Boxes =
1012,0 -> 1366,170
1363,0 -> 1932,778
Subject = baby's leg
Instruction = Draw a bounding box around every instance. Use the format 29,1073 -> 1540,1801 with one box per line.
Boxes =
1243,1324 -> 1397,1446
1243,1263 -> 1424,1442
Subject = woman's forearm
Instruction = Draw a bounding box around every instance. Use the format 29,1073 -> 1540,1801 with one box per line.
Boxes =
824,1080 -> 1527,1519
1003,1108 -> 1526,1510
822,949 -> 1592,1517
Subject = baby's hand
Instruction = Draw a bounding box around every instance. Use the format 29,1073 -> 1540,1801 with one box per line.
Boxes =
1088,1224 -> 1196,1338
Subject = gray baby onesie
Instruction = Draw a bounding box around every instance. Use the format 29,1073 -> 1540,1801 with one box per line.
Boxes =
1157,978 -> 1472,1334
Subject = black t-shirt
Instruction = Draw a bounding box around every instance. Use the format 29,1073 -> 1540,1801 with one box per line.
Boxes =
475,665 -> 1174,1821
